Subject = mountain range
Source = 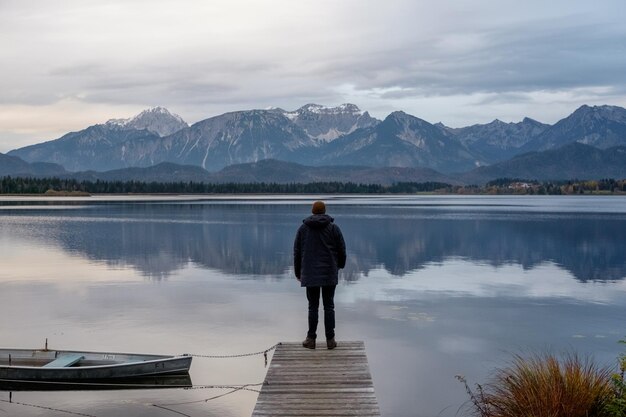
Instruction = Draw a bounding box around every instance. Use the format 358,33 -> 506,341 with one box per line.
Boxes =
4,103 -> 626,184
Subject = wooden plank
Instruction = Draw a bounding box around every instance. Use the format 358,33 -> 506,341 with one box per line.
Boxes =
258,388 -> 376,394
254,412 -> 380,414
251,341 -> 380,417
255,401 -> 379,408
42,354 -> 84,368
253,408 -> 381,414
255,398 -> 379,404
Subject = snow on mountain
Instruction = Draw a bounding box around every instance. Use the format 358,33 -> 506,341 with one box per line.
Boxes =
105,106 -> 188,137
281,103 -> 379,142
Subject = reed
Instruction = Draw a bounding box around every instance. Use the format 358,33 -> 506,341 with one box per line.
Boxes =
458,352 -> 614,417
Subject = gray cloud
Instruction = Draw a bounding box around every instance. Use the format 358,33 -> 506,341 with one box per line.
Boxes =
1,0 -> 625,145
340,20 -> 626,96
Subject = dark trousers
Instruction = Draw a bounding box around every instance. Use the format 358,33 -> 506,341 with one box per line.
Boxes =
306,285 -> 336,340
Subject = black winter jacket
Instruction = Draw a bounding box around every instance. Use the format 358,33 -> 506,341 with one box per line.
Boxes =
293,214 -> 346,287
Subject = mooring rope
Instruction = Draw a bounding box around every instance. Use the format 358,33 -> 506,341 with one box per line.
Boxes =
186,342 -> 280,363
152,404 -> 192,417
1,342 -> 281,362
151,383 -> 263,417
158,383 -> 262,403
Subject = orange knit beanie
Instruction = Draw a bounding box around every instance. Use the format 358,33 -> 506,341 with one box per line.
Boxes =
311,201 -> 326,214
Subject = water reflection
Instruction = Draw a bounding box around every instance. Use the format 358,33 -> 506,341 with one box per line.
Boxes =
1,197 -> 625,417
0,375 -> 193,391
1,201 -> 625,282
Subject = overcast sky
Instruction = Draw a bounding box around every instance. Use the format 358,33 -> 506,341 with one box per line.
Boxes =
1,0 -> 626,151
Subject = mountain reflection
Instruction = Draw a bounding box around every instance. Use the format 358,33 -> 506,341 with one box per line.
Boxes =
337,208 -> 626,282
3,202 -> 625,282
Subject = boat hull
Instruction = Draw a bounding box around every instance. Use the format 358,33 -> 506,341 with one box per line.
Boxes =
0,349 -> 192,382
0,375 -> 193,391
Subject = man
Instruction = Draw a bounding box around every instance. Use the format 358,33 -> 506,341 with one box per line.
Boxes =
293,200 -> 346,350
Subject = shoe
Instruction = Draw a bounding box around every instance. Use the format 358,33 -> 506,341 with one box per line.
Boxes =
302,337 -> 316,349
327,338 -> 337,350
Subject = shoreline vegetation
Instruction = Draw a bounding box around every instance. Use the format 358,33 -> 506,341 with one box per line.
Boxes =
458,339 -> 626,417
1,176 -> 626,196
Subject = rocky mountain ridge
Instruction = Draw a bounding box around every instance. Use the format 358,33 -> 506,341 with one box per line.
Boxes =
279,103 -> 379,142
447,117 -> 549,162
6,103 -> 626,179
522,104 -> 626,151
320,111 -> 480,173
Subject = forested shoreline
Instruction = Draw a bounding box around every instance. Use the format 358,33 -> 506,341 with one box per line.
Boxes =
1,176 -> 625,195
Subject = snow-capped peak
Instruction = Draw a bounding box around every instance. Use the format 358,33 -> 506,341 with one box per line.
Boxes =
297,103 -> 363,115
572,104 -> 626,123
136,107 -> 186,124
281,103 -> 364,120
105,107 -> 188,137
105,118 -> 129,128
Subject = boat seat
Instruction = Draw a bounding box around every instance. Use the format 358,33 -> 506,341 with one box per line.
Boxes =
43,354 -> 84,368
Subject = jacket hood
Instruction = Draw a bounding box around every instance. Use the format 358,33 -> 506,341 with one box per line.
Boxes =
303,214 -> 334,229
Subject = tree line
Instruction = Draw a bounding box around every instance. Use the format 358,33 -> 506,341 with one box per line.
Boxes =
2,176 -> 625,195
0,176 -> 451,194
477,178 -> 626,195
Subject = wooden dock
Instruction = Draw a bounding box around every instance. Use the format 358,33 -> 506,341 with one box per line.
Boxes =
252,341 -> 381,417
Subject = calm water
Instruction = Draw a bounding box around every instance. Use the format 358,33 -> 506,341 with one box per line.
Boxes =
1,195 -> 625,417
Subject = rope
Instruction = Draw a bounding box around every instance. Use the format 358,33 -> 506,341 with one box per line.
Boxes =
151,384 -> 262,417
0,397 -> 97,417
186,342 -> 280,361
181,384 -> 262,392
1,342 -> 281,361
155,383 -> 262,406
152,404 -> 192,417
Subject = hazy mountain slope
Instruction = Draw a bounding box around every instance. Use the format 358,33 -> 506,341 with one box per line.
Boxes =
52,159 -> 455,185
463,142 -> 626,183
0,152 -> 67,177
209,159 -> 458,185
66,162 -> 211,183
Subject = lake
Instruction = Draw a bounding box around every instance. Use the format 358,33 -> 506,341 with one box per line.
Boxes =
1,195 -> 625,417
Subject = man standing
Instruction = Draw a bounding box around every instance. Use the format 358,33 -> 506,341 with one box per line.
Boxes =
293,201 -> 346,350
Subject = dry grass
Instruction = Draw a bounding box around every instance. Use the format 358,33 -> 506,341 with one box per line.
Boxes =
458,352 -> 614,417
